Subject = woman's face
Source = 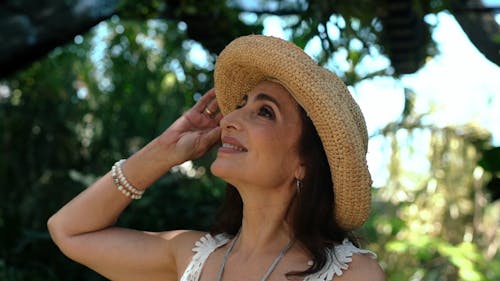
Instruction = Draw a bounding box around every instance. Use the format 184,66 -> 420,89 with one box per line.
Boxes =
211,80 -> 304,191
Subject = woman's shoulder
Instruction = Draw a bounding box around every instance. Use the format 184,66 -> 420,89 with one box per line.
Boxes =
329,240 -> 385,281
157,229 -> 207,246
333,253 -> 385,281
162,230 -> 229,243
156,230 -> 210,275
305,240 -> 384,281
155,231 -> 204,257
161,230 -> 230,260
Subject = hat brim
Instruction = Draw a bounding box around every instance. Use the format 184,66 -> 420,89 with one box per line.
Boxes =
214,35 -> 372,230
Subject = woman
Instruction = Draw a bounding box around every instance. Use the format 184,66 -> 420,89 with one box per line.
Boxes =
48,35 -> 385,281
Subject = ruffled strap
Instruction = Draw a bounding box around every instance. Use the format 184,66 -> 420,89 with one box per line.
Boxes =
179,233 -> 230,281
303,239 -> 377,281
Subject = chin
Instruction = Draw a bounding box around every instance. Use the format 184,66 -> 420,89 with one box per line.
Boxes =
210,159 -> 240,186
210,158 -> 227,179
209,160 -> 219,176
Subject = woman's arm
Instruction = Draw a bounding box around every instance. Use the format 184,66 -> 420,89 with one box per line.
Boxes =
47,89 -> 221,281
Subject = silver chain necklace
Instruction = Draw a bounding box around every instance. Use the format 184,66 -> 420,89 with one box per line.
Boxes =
216,230 -> 295,281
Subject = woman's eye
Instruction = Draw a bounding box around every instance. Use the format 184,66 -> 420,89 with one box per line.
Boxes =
258,105 -> 275,119
235,97 -> 247,109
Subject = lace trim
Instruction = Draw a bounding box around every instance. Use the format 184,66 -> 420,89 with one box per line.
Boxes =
180,235 -> 376,281
179,233 -> 230,281
303,239 -> 377,281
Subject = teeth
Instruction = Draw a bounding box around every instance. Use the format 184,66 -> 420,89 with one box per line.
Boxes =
222,143 -> 246,152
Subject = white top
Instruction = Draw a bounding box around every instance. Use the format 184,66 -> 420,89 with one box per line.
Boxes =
180,233 -> 377,281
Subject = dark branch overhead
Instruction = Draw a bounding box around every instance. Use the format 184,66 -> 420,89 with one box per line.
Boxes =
451,0 -> 500,67
0,0 -> 498,79
0,0 -> 120,78
232,8 -> 305,16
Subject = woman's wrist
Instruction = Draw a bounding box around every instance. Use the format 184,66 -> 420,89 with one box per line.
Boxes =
111,159 -> 145,199
155,130 -> 190,167
119,137 -> 178,191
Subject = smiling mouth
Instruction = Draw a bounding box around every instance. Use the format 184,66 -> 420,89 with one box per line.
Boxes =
222,143 -> 247,152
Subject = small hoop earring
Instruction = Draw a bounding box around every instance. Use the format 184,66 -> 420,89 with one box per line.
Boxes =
296,179 -> 303,194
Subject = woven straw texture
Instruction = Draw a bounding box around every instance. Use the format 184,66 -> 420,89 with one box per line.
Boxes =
214,35 -> 372,230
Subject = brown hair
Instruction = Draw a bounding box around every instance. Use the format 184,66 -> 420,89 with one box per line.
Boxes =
211,107 -> 358,276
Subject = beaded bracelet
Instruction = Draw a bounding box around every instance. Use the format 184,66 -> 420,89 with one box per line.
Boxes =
111,165 -> 142,199
111,159 -> 144,200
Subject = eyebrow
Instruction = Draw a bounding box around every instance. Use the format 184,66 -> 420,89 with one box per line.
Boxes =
254,93 -> 281,110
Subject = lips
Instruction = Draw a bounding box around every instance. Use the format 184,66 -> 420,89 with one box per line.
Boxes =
221,136 -> 247,152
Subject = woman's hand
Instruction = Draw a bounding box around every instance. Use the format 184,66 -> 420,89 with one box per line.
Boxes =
158,88 -> 222,165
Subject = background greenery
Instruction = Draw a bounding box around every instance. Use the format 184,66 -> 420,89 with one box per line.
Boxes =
1,1 -> 498,280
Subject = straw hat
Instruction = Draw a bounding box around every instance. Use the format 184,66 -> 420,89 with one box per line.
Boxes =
214,35 -> 372,230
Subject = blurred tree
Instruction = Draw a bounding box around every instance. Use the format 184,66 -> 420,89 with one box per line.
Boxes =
0,0 -> 121,78
363,101 -> 500,280
0,17 -> 225,280
1,0 -> 499,78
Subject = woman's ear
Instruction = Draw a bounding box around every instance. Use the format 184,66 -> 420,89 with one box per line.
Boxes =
294,164 -> 306,180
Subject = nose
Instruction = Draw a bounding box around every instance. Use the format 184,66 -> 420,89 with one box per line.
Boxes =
220,109 -> 243,131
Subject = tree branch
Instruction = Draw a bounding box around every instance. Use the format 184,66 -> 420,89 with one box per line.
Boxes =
232,8 -> 305,16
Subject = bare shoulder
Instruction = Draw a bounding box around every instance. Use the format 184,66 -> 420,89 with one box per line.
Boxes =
156,229 -> 207,244
335,253 -> 386,281
154,229 -> 206,256
155,230 -> 207,273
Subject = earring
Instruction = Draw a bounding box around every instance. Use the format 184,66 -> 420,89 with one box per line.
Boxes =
296,179 -> 303,194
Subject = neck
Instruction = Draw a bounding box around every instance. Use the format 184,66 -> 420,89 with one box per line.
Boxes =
233,184 -> 296,256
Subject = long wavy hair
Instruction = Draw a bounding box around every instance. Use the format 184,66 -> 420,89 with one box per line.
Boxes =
211,107 -> 358,277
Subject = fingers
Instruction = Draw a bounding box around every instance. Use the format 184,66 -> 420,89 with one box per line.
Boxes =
193,88 -> 215,112
194,126 -> 221,158
203,126 -> 221,148
194,88 -> 221,120
202,99 -> 221,120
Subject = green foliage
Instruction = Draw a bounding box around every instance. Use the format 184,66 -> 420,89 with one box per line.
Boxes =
366,110 -> 500,280
479,147 -> 500,172
0,18 -> 224,280
479,146 -> 500,201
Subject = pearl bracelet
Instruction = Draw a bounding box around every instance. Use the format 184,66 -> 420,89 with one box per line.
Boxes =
111,159 -> 144,199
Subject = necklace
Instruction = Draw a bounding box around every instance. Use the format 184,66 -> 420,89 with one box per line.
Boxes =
216,231 -> 295,281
